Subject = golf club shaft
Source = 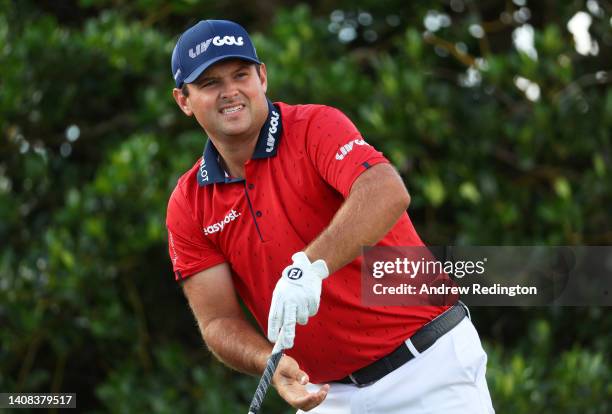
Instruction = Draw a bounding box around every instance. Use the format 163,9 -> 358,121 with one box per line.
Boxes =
247,347 -> 283,414
247,328 -> 286,414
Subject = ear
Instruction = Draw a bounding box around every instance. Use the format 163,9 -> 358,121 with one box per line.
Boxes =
259,63 -> 268,93
172,87 -> 193,116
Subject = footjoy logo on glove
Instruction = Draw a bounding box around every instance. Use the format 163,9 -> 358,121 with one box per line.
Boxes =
287,268 -> 303,280
189,36 -> 245,58
335,138 -> 369,160
203,209 -> 241,235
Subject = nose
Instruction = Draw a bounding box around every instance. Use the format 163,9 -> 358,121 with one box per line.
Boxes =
220,80 -> 239,100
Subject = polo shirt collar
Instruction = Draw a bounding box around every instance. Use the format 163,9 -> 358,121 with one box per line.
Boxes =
197,98 -> 282,187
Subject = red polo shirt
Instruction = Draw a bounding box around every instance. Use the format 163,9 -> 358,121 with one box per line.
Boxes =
166,100 -> 446,383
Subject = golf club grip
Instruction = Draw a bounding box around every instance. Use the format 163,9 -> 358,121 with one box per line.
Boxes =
247,350 -> 283,414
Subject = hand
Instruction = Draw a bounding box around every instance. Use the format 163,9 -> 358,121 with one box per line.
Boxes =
273,354 -> 330,411
268,252 -> 329,349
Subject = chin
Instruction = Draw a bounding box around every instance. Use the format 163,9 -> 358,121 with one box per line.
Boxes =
222,125 -> 251,137
223,119 -> 254,135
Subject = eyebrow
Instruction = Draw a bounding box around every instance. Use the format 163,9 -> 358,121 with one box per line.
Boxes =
233,63 -> 251,72
197,64 -> 252,83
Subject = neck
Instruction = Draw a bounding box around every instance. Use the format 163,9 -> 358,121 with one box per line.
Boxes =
205,97 -> 271,179
213,134 -> 258,178
208,105 -> 268,178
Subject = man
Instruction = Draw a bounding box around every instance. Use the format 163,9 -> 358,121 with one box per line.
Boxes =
166,19 -> 494,413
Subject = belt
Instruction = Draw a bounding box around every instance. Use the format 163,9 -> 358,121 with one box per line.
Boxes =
334,302 -> 468,387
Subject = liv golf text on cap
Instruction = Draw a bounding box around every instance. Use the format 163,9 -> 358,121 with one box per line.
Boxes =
171,20 -> 261,88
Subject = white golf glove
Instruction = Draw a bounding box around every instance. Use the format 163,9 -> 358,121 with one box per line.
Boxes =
267,252 -> 329,349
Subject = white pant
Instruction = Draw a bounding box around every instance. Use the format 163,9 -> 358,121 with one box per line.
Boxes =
298,317 -> 495,414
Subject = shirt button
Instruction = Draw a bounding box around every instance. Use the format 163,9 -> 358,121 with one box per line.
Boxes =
248,183 -> 255,190
256,211 -> 262,217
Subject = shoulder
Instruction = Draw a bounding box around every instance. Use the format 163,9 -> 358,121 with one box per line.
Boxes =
275,102 -> 355,144
167,159 -> 201,217
275,102 -> 345,124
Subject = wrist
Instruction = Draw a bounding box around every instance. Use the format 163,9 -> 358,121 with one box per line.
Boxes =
291,251 -> 329,280
255,347 -> 274,374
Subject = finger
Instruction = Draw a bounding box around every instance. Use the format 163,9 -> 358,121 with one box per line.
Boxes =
274,355 -> 298,384
276,360 -> 306,386
267,297 -> 283,342
281,303 -> 297,349
296,370 -> 309,385
307,295 -> 320,317
296,304 -> 309,325
294,384 -> 330,411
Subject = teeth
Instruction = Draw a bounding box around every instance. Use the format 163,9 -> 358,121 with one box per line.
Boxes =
222,105 -> 243,114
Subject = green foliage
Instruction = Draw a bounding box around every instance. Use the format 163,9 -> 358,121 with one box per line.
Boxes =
486,319 -> 612,414
0,1 -> 610,412
94,345 -> 293,414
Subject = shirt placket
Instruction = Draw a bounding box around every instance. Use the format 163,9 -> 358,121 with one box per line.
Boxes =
243,163 -> 266,242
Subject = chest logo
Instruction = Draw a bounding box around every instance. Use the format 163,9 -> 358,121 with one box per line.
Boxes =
204,209 -> 241,235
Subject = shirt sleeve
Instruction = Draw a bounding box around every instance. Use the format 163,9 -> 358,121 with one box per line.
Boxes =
166,185 -> 226,281
305,106 -> 389,198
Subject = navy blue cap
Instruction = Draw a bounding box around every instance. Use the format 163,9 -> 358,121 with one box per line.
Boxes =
171,20 -> 261,88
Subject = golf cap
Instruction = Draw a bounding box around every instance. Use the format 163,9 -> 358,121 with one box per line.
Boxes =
171,20 -> 261,88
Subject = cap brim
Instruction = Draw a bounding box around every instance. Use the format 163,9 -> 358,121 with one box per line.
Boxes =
183,55 -> 262,85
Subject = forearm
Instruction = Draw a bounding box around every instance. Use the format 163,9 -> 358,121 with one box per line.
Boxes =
202,316 -> 273,376
304,164 -> 410,274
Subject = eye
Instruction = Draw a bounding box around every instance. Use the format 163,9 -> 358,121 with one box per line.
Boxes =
236,72 -> 248,79
200,79 -> 217,88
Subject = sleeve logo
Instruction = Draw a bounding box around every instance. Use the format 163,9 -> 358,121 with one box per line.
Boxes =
168,230 -> 179,265
335,138 -> 369,160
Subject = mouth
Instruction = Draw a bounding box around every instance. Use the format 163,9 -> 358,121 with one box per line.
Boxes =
219,104 -> 245,115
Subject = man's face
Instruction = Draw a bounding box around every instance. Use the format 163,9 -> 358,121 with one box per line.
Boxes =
174,59 -> 268,140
